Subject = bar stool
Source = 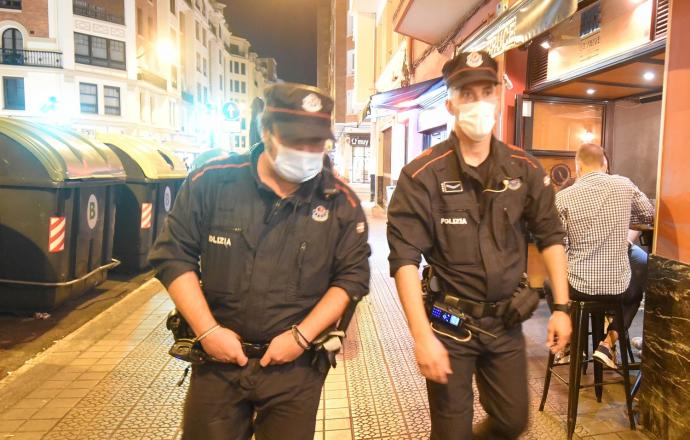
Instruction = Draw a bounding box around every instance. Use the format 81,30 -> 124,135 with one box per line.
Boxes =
538,298 -> 636,440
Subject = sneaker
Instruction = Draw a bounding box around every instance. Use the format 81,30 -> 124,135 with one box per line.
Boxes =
554,345 -> 570,365
594,342 -> 617,368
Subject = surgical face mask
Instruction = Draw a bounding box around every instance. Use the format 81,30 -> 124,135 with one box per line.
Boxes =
266,137 -> 324,183
456,101 -> 496,142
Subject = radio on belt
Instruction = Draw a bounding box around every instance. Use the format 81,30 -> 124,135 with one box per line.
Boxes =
431,302 -> 465,329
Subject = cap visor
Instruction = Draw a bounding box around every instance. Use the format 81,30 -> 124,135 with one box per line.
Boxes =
273,119 -> 335,142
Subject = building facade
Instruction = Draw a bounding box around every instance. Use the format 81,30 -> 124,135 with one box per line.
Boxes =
0,0 -> 275,155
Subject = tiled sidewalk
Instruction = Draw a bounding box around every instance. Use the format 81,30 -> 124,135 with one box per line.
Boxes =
0,214 -> 650,439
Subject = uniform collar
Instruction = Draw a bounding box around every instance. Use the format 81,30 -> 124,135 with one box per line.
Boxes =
249,143 -> 339,204
449,132 -> 514,185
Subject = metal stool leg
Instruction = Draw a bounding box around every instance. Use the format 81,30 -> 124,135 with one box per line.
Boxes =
590,311 -> 606,402
539,351 -> 555,411
617,302 -> 636,430
567,303 -> 587,440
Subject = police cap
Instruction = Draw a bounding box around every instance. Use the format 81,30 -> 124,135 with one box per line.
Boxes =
442,51 -> 499,89
263,83 -> 335,141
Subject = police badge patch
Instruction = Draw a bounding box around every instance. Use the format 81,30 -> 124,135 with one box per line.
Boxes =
312,205 -> 329,222
302,93 -> 323,113
466,52 -> 484,68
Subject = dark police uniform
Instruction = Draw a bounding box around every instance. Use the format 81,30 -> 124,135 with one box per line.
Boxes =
387,52 -> 564,440
150,85 -> 371,440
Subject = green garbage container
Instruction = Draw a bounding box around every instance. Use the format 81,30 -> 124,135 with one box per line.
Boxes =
96,133 -> 187,272
0,118 -> 125,310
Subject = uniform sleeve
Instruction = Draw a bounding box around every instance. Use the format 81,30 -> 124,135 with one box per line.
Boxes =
148,176 -> 204,288
524,162 -> 565,251
330,200 -> 371,301
629,183 -> 655,225
387,170 -> 434,276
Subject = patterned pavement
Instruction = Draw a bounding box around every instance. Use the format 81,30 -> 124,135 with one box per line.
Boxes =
0,211 -> 651,439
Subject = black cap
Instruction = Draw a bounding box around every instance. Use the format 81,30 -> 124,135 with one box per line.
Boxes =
263,83 -> 335,142
442,51 -> 499,89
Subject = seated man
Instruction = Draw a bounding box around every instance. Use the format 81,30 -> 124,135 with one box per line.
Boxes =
547,143 -> 654,368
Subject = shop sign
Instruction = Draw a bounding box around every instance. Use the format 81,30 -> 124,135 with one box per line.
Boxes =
547,0 -> 654,81
460,0 -> 577,57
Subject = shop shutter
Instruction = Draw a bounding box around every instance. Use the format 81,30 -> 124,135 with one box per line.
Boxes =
654,0 -> 670,40
527,36 -> 549,89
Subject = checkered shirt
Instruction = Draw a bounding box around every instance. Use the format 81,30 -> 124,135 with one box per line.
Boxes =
556,172 -> 654,295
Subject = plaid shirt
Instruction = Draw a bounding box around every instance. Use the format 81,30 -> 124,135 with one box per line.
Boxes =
556,172 -> 654,295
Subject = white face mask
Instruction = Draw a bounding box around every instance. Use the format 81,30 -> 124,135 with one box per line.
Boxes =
456,101 -> 496,142
266,137 -> 324,183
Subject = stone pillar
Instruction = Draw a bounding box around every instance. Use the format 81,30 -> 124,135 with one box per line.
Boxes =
638,1 -> 690,438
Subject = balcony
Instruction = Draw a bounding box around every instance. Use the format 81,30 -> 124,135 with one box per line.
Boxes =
393,0 -> 485,45
138,69 -> 167,90
0,49 -> 62,68
73,0 -> 125,25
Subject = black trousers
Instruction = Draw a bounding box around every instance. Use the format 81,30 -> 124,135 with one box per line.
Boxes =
427,318 -> 529,440
182,353 -> 327,440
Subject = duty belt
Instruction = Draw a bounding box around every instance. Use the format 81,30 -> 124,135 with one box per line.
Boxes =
441,294 -> 511,319
241,342 -> 269,358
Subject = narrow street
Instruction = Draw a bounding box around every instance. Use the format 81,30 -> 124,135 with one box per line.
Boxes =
0,210 -> 647,440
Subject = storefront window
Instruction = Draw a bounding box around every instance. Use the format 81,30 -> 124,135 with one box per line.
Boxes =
529,101 -> 603,153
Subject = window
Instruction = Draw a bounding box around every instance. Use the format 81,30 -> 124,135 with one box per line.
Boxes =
2,29 -> 23,64
203,58 -> 207,76
197,83 -> 201,101
74,33 -> 126,70
196,53 -> 201,71
241,81 -> 246,94
234,80 -> 239,93
171,65 -> 178,89
202,29 -> 207,47
241,118 -> 246,130
219,75 -> 223,90
0,1 -> 22,10
80,83 -> 98,114
241,137 -> 246,148
218,49 -> 221,62
104,86 -> 121,115
203,86 -> 208,103
347,13 -> 353,37
169,0 -> 175,14
234,61 -> 239,73
240,63 -> 246,75
195,21 -> 200,40
3,77 -> 24,110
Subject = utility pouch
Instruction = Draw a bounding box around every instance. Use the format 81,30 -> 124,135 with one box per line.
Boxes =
503,276 -> 540,329
166,309 -> 208,365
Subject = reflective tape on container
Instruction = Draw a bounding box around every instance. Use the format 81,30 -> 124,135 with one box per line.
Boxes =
141,203 -> 153,229
49,216 -> 66,253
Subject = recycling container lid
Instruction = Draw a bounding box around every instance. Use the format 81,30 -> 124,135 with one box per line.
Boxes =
96,133 -> 188,182
0,117 -> 125,188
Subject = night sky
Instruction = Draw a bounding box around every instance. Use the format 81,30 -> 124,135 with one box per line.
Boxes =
221,0 -> 318,85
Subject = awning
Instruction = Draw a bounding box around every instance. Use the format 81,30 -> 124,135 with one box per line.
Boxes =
459,0 -> 577,57
371,78 -> 445,110
360,77 -> 446,124
394,0 -> 486,45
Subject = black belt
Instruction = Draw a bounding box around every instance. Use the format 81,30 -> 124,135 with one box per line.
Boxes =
441,294 -> 511,319
241,342 -> 269,358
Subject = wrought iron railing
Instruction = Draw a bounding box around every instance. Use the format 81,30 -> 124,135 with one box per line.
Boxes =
0,49 -> 62,68
72,0 -> 125,25
0,0 -> 21,10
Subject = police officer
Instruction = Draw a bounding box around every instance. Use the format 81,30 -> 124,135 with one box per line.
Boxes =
149,83 -> 371,440
387,51 -> 572,439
